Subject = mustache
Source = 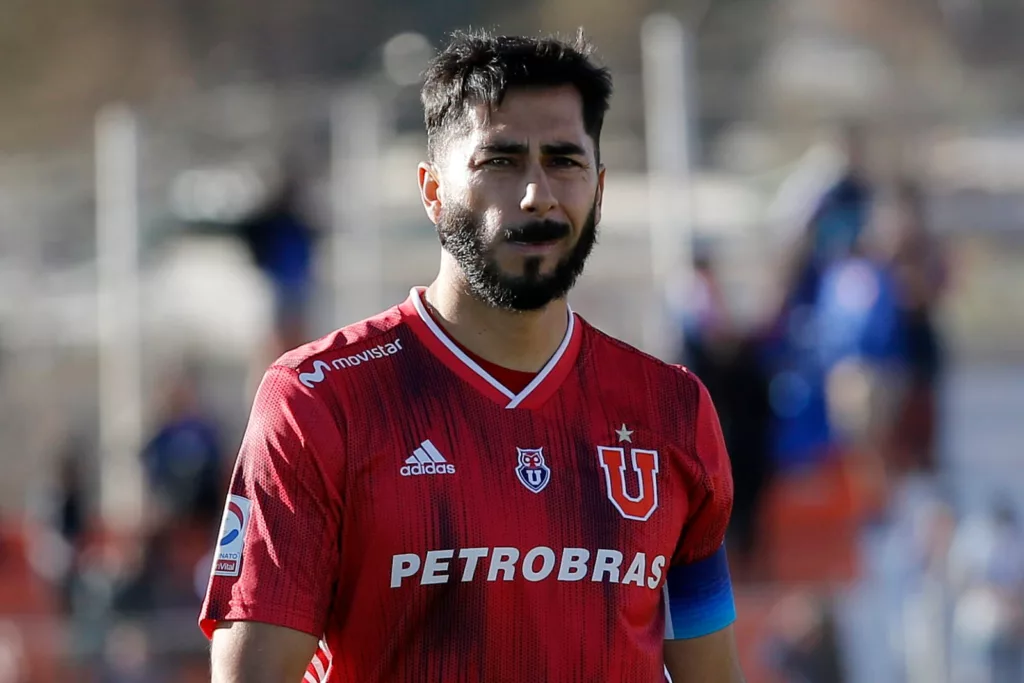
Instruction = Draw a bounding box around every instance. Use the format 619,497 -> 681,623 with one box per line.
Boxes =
501,220 -> 571,244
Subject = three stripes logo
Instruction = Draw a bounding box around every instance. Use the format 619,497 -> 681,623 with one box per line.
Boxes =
400,440 -> 456,477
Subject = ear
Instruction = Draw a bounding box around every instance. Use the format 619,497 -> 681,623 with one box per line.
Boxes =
594,164 -> 606,225
418,162 -> 443,225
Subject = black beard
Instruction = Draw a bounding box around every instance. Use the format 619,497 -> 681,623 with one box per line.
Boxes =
437,202 -> 598,312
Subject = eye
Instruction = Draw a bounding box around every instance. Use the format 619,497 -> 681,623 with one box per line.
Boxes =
548,156 -> 582,168
482,157 -> 514,167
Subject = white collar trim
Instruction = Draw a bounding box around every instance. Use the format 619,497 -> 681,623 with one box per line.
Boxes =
409,287 -> 575,409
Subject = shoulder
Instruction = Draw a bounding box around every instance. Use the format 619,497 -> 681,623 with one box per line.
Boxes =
241,307 -> 408,452
580,317 -> 704,399
270,305 -> 408,389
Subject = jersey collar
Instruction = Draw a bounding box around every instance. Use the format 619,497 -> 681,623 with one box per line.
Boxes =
399,287 -> 582,410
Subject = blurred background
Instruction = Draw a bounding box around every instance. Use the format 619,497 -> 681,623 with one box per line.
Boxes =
1,0 -> 1024,681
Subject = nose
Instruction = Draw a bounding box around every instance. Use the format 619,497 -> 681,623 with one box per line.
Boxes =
520,171 -> 558,216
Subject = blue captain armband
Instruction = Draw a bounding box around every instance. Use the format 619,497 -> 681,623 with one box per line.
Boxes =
663,545 -> 737,640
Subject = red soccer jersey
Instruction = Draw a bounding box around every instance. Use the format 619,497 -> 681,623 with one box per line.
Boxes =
200,287 -> 734,683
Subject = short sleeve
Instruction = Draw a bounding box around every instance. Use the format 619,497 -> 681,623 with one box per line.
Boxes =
663,545 -> 736,639
672,375 -> 734,566
199,364 -> 345,639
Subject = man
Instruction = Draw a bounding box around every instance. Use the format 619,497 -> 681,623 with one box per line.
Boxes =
201,30 -> 744,683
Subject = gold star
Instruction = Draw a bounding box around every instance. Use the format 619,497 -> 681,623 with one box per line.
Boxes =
615,424 -> 633,443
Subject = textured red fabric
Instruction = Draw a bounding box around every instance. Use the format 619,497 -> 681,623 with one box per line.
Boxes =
200,289 -> 733,683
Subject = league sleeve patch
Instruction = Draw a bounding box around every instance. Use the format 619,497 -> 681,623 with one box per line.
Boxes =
213,494 -> 252,577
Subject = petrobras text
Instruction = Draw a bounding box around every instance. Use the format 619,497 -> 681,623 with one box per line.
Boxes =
390,547 -> 667,589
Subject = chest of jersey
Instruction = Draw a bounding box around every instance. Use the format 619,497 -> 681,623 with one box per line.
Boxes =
337,376 -> 692,599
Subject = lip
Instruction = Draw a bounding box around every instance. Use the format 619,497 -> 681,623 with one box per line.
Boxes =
505,239 -> 562,255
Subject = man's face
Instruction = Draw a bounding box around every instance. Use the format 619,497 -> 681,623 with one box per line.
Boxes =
420,85 -> 605,311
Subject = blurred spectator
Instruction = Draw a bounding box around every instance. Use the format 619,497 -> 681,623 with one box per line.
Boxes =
759,334 -> 834,474
25,435 -> 90,615
764,591 -> 848,683
777,124 -> 875,319
760,124 -> 878,475
139,363 -> 225,530
106,362 -> 226,630
815,256 -> 907,452
879,481 -> 957,683
672,252 -> 773,580
674,249 -> 731,374
872,182 -> 948,475
717,336 -> 773,582
948,499 -> 1024,683
805,126 -> 873,266
809,188 -> 914,500
235,160 -> 321,356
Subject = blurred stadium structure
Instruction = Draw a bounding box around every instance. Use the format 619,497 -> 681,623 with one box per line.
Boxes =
2,0 -> 1024,681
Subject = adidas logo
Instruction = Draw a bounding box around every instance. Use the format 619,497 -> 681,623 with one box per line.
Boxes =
400,440 -> 456,477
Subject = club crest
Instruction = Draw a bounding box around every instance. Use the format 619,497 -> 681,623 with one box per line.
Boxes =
515,447 -> 551,493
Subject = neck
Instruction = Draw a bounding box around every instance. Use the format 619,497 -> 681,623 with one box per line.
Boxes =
424,263 -> 569,373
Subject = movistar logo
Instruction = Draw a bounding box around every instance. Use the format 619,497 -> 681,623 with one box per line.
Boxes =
299,338 -> 403,388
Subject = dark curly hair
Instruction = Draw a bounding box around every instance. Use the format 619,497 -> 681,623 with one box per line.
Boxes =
420,29 -> 613,163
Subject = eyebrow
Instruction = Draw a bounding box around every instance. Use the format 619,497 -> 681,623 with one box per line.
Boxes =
477,140 -> 588,157
478,141 -> 529,155
540,141 -> 588,157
